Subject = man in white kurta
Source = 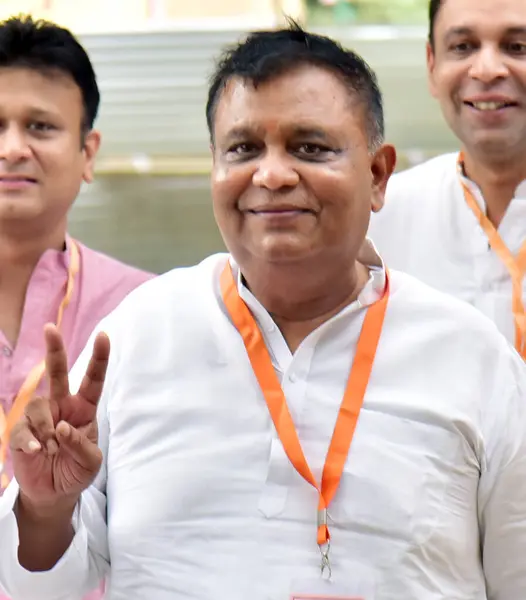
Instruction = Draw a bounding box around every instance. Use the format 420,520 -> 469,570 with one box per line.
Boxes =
368,0 -> 526,356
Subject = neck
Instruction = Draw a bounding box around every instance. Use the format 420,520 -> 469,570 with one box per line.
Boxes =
462,149 -> 526,227
0,224 -> 67,346
241,255 -> 371,353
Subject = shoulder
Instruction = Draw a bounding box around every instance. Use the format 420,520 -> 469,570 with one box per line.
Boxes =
386,269 -> 526,435
386,152 -> 459,201
368,153 -> 460,250
68,253 -> 230,390
77,242 -> 154,288
388,269 -> 519,367
99,252 -> 228,326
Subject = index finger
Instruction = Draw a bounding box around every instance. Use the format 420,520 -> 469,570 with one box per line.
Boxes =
44,323 -> 70,402
76,332 -> 111,408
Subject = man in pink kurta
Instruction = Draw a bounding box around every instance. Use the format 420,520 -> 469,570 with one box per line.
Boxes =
0,15 -> 154,600
0,239 -> 152,600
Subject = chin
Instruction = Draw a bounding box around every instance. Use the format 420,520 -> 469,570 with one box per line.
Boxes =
252,243 -> 315,264
468,134 -> 523,158
0,201 -> 43,222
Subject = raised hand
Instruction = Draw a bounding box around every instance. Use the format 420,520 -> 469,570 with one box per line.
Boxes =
10,323 -> 110,507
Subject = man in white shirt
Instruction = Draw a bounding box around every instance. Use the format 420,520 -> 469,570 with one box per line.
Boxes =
368,0 -> 526,358
0,22 -> 526,600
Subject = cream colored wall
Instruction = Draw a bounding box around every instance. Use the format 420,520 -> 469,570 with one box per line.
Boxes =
0,0 -> 147,32
163,0 -> 304,21
0,0 -> 304,32
164,0 -> 270,19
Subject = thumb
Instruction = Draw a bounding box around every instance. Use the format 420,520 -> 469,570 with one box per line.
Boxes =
56,421 -> 102,475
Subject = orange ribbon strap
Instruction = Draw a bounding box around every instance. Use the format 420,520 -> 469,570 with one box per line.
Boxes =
0,240 -> 80,489
458,154 -> 526,359
220,261 -> 389,562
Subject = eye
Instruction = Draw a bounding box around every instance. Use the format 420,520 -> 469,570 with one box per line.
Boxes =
226,142 -> 258,156
449,41 -> 474,54
447,39 -> 476,56
295,143 -> 333,159
28,121 -> 55,133
506,41 -> 526,55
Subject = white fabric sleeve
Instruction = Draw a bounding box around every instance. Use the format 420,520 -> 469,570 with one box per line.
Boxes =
479,348 -> 526,600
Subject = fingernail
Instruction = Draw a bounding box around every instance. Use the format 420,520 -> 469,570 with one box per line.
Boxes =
57,421 -> 70,437
28,440 -> 41,452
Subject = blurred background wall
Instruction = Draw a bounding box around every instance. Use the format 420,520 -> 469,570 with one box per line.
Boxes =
0,0 -> 457,272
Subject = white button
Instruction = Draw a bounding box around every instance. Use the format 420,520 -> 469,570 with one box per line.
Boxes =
481,281 -> 493,292
267,323 -> 276,333
2,346 -> 12,357
288,372 -> 297,383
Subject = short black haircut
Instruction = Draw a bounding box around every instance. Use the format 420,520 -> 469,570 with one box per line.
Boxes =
206,21 -> 384,151
0,14 -> 100,131
429,0 -> 442,48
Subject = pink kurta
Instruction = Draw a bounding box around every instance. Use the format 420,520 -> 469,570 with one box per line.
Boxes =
0,236 -> 154,600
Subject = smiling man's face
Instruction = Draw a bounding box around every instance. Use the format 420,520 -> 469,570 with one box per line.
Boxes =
210,64 -> 394,268
427,0 -> 526,160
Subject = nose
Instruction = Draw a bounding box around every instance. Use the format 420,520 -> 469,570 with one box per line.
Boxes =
252,150 -> 300,190
469,45 -> 509,83
0,124 -> 31,163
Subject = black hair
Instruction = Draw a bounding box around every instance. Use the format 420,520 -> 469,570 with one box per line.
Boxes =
206,20 -> 384,150
0,14 -> 100,131
429,0 -> 442,48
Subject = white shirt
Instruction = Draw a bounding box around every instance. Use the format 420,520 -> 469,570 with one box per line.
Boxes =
368,152 -> 526,345
0,250 -> 525,600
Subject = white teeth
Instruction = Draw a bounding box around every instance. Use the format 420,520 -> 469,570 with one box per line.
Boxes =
471,101 -> 508,110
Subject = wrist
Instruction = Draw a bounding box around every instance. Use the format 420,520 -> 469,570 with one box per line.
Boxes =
16,491 -> 79,523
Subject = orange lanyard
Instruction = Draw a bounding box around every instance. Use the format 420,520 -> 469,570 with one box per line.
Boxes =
0,240 -> 80,489
458,154 -> 526,359
220,261 -> 389,574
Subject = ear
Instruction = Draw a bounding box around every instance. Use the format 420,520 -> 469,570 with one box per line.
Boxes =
426,41 -> 439,99
82,130 -> 101,184
370,144 -> 397,213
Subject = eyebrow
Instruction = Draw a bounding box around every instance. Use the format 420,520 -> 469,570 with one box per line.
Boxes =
444,25 -> 526,41
443,26 -> 472,41
28,108 -> 61,120
505,26 -> 526,36
223,125 -> 333,141
223,126 -> 254,141
290,126 -> 332,141
0,108 -> 61,124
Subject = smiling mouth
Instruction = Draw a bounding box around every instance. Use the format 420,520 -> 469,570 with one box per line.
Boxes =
464,101 -> 518,111
248,209 -> 311,215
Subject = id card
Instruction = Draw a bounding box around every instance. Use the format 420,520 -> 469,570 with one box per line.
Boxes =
290,573 -> 375,600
